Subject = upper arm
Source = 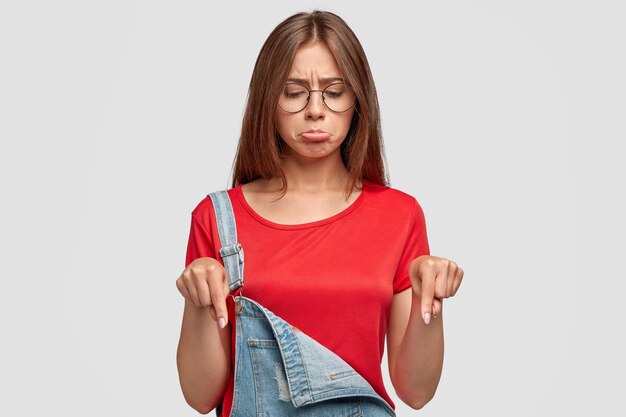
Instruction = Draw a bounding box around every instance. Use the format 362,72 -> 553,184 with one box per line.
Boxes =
186,209 -> 218,268
386,286 -> 413,385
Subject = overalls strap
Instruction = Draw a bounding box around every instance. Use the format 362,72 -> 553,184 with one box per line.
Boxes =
207,190 -> 244,293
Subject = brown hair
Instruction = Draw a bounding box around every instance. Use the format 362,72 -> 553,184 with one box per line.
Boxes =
229,9 -> 390,200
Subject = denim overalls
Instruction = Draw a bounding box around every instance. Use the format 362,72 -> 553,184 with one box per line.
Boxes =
208,190 -> 396,417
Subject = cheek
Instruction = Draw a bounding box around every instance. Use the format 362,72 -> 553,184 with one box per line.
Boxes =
275,119 -> 299,144
275,114 -> 290,137
274,110 -> 285,133
339,111 -> 355,131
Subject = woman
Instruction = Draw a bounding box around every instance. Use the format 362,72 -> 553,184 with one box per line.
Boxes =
176,9 -> 464,416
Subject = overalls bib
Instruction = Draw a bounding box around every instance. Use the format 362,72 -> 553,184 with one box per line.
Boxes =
208,190 -> 396,417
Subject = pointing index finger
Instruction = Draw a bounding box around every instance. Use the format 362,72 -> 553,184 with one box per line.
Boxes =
421,271 -> 435,325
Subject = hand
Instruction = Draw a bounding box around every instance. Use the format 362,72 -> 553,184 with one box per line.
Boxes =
409,255 -> 464,324
175,257 -> 231,328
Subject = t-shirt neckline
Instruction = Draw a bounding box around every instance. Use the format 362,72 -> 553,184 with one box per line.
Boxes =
235,179 -> 370,230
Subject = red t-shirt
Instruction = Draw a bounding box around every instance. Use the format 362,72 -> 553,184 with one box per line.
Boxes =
184,178 -> 430,415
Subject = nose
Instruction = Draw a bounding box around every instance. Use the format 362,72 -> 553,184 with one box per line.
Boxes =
305,89 -> 326,119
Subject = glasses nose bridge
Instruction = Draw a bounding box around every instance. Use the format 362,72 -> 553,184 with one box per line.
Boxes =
306,88 -> 327,109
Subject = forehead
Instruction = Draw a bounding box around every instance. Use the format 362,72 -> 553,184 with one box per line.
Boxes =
288,42 -> 342,80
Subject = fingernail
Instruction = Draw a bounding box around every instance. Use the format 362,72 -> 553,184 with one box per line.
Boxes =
423,312 -> 431,324
219,317 -> 226,328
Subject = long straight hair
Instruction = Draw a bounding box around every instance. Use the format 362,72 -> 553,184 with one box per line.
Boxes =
229,10 -> 390,200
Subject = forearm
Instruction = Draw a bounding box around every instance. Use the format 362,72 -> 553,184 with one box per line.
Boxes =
176,299 -> 231,414
392,293 -> 444,409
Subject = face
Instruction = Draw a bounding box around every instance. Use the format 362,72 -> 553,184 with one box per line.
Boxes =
275,42 -> 356,161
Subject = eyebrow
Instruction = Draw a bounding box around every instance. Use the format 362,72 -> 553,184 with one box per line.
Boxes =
286,77 -> 345,86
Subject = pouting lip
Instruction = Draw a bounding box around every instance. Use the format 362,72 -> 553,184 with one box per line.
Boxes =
303,128 -> 328,134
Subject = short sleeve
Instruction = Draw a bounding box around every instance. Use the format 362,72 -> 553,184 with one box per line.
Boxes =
393,198 -> 430,293
184,211 -> 217,268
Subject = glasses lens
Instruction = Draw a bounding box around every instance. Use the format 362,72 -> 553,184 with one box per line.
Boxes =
278,83 -> 356,113
278,83 -> 309,112
323,83 -> 355,112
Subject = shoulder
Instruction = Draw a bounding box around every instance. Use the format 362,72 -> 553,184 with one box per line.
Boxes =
363,179 -> 422,216
190,186 -> 239,225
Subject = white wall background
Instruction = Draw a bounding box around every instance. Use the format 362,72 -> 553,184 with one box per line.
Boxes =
1,0 -> 624,415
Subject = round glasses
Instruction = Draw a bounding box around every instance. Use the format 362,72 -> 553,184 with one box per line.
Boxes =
277,82 -> 356,113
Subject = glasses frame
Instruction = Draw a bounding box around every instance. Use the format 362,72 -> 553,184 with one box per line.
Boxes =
277,82 -> 356,114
